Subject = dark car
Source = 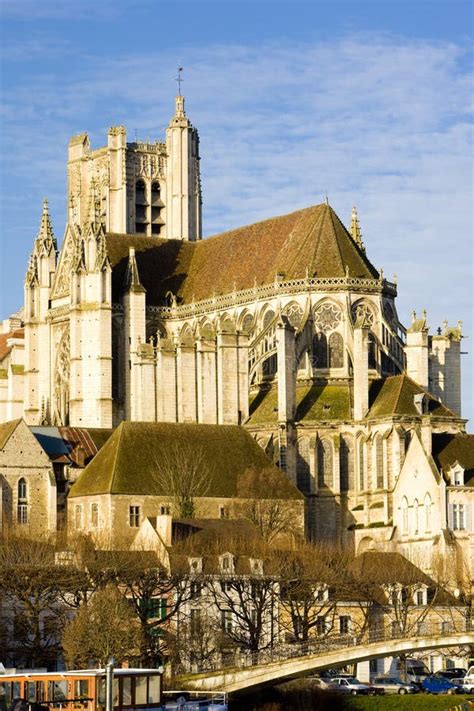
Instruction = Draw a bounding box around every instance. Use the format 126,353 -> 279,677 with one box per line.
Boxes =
422,676 -> 457,694
434,668 -> 466,680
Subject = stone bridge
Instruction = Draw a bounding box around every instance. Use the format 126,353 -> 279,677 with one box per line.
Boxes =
178,630 -> 474,693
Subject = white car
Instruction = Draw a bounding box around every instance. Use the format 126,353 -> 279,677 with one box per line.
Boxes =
371,676 -> 418,694
329,676 -> 372,696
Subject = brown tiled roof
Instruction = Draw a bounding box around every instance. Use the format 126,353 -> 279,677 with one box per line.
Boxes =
58,426 -> 113,466
432,433 -> 474,480
0,328 -> 24,362
368,375 -> 456,419
106,203 -> 378,306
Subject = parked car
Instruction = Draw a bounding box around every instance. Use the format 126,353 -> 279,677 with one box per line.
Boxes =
422,676 -> 457,694
329,677 -> 380,696
371,677 -> 418,694
434,668 -> 467,680
458,666 -> 474,693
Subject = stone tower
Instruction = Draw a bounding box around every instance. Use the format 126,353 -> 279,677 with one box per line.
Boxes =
66,96 -> 202,241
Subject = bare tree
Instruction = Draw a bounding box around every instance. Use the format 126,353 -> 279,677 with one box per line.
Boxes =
277,543 -> 354,643
0,535 -> 71,668
62,585 -> 143,668
152,443 -> 212,519
236,467 -> 302,543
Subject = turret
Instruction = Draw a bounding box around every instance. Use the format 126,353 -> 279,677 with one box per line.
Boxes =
353,313 -> 370,420
429,320 -> 463,415
165,95 -> 202,241
23,200 -> 58,424
406,310 -> 429,389
123,248 -> 146,421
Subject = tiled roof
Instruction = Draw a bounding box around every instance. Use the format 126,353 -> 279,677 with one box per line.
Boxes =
106,203 -> 378,306
31,425 -> 113,465
248,383 -> 352,424
432,433 -> 474,480
0,328 -> 24,362
69,421 -> 302,499
368,375 -> 456,419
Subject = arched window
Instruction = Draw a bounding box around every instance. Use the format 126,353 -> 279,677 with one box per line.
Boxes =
375,435 -> 384,489
358,440 -> 365,490
17,478 -> 28,524
262,309 -> 275,329
318,439 -> 333,488
328,332 -> 344,368
151,182 -> 162,235
413,499 -> 419,533
401,497 -> 409,534
135,180 -> 148,233
340,436 -> 354,491
313,332 -> 328,368
424,494 -> 432,532
297,437 -> 311,494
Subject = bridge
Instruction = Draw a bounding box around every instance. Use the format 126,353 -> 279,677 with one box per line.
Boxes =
177,626 -> 474,693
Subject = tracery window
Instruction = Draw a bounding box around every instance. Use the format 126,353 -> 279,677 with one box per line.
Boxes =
328,332 -> 344,368
317,439 -> 333,488
358,440 -> 365,490
296,437 -> 311,493
313,332 -> 328,368
413,499 -> 419,533
424,494 -> 431,532
284,302 -> 303,328
351,301 -> 375,327
374,435 -> 384,489
401,497 -> 409,534
340,436 -> 354,491
313,302 -> 342,332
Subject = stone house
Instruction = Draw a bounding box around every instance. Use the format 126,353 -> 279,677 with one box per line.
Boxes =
67,421 -> 304,548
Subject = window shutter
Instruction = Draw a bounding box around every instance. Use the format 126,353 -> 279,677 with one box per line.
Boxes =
447,503 -> 454,530
466,504 -> 472,532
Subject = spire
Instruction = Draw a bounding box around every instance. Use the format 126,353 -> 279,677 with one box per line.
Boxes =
350,205 -> 365,253
36,198 -> 57,255
123,247 -> 146,293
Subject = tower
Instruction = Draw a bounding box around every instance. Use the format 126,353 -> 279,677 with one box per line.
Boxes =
165,95 -> 202,241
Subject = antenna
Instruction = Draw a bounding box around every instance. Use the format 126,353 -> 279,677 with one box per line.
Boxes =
176,66 -> 184,95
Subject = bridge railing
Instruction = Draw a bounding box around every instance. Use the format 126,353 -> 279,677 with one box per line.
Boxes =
175,617 -> 473,676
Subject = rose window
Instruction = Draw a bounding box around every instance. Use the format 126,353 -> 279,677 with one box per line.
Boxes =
284,302 -> 303,328
313,303 -> 342,332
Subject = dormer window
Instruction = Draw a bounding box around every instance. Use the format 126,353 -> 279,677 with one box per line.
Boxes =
219,553 -> 234,574
188,557 -> 202,574
250,558 -> 263,575
452,467 -> 464,486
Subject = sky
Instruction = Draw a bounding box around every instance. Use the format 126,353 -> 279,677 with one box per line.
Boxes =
0,0 -> 473,422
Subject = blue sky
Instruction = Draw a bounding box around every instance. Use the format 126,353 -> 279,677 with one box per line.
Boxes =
0,0 -> 473,422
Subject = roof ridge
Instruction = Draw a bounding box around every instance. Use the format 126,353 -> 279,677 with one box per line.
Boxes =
327,205 -> 347,275
281,206 -> 324,278
393,374 -> 408,414
110,422 -> 126,491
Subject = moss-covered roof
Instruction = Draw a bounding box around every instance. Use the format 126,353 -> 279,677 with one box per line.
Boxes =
248,384 -> 352,424
0,419 -> 21,449
106,203 -> 378,306
69,421 -> 302,500
432,433 -> 474,480
367,375 -> 456,419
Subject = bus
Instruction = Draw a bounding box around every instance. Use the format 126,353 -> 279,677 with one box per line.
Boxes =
0,669 -> 162,711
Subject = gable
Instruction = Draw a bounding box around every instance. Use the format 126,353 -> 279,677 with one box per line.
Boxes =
0,419 -> 51,468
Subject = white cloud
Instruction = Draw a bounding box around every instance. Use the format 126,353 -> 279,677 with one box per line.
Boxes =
0,33 -> 472,418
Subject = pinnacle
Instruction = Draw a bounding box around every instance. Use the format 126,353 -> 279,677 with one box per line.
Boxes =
36,197 -> 57,254
350,205 -> 365,253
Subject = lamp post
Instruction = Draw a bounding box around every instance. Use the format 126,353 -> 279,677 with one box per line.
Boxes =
105,657 -> 115,711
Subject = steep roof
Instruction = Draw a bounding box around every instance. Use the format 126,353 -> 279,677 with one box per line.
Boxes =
248,383 -> 352,424
69,421 -> 302,499
0,419 -> 21,449
432,433 -> 474,480
106,203 -> 378,306
368,375 -> 456,419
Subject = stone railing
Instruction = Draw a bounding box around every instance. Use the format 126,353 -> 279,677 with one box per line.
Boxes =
175,617 -> 472,677
148,276 -> 397,321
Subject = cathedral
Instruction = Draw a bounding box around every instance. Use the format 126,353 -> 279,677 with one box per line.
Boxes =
0,95 -> 472,578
